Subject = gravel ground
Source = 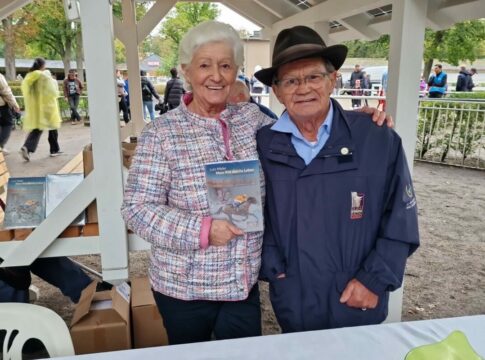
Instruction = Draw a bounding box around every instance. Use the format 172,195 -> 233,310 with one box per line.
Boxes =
30,162 -> 485,334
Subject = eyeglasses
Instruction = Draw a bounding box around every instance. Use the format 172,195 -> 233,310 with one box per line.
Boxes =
274,72 -> 329,93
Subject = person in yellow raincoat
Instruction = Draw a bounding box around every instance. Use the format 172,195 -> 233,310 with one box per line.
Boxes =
19,57 -> 62,161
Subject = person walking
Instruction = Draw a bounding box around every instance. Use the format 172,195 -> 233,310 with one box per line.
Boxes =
0,72 -> 21,154
455,66 -> 471,92
63,69 -> 83,124
427,64 -> 447,98
116,69 -> 130,124
350,64 -> 365,88
19,57 -> 62,161
467,68 -> 477,91
163,67 -> 185,110
140,70 -> 160,122
351,79 -> 363,108
250,65 -> 265,104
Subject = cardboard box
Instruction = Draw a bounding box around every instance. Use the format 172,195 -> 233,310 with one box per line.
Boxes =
13,228 -> 33,240
0,228 -> 14,241
82,142 -> 137,223
82,144 -> 97,223
59,225 -> 82,238
131,277 -> 169,348
71,281 -> 132,354
82,223 -> 99,236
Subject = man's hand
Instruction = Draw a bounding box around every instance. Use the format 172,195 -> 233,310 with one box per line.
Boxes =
12,105 -> 20,113
356,106 -> 394,128
339,278 -> 378,309
209,219 -> 243,247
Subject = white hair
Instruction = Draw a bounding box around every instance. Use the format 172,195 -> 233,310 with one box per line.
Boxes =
178,21 -> 244,68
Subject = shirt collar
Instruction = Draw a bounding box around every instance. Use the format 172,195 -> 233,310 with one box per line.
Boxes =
271,100 -> 334,142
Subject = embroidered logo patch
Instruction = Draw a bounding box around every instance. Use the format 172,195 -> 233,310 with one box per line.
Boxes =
404,184 -> 417,210
350,192 -> 364,219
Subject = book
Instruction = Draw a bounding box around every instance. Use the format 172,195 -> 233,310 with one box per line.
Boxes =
46,173 -> 86,226
3,177 -> 46,229
204,159 -> 263,232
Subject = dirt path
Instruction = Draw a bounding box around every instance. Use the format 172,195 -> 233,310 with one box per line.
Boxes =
5,117 -> 484,334
29,161 -> 485,334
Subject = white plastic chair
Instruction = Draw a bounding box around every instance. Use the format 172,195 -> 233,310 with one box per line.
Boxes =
0,302 -> 75,359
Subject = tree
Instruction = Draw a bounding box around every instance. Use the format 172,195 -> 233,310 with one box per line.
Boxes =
342,20 -> 485,82
0,10 -> 35,80
159,3 -> 219,72
422,20 -> 485,80
24,0 -> 78,77
343,35 -> 390,59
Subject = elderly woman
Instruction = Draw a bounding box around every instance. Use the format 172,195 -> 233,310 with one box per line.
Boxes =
122,21 -> 389,345
122,21 -> 269,345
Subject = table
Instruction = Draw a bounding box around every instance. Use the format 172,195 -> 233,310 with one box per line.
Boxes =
58,315 -> 485,359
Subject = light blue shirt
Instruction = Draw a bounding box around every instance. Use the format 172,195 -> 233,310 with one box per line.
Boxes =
271,101 -> 334,165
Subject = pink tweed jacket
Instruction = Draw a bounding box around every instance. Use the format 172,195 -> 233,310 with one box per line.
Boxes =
121,99 -> 273,301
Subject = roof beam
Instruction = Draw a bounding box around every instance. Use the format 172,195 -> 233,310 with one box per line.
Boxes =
426,0 -> 455,30
339,13 -> 382,40
431,0 -> 485,28
0,0 -> 32,20
221,0 -> 280,28
137,0 -> 176,43
255,0 -> 300,18
272,0 -> 390,33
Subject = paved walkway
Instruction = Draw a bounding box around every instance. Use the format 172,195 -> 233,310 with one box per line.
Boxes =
4,123 -> 92,178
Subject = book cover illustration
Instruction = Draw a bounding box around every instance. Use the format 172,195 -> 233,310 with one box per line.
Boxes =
46,173 -> 86,226
205,159 -> 263,232
4,177 -> 46,229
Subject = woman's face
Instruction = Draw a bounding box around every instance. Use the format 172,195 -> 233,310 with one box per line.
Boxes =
183,41 -> 238,111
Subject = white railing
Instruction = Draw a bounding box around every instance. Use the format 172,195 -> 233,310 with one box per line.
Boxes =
415,98 -> 485,169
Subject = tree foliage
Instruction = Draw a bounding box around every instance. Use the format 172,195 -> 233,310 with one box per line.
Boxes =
159,3 -> 219,72
0,9 -> 36,79
344,20 -> 485,81
343,35 -> 390,58
22,0 -> 79,76
422,20 -> 485,79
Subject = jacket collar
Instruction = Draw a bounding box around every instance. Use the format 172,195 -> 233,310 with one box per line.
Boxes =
266,98 -> 358,175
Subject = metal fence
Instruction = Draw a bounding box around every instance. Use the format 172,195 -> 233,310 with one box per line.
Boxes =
13,94 -> 485,169
416,99 -> 485,170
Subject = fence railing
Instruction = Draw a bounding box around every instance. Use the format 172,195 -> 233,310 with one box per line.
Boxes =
416,98 -> 485,170
14,95 -> 90,122
14,94 -> 485,170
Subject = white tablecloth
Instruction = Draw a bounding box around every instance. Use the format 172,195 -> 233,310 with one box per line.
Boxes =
59,315 -> 485,359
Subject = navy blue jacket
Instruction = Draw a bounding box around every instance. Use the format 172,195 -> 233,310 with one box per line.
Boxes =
257,99 -> 419,332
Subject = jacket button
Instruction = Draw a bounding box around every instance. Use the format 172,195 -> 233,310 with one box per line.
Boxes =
237,259 -> 243,265
340,147 -> 349,155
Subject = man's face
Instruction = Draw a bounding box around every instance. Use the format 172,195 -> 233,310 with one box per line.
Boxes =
434,66 -> 441,74
354,65 -> 360,72
272,57 -> 336,123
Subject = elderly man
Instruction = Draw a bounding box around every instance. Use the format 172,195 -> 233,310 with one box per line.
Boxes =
255,26 -> 419,333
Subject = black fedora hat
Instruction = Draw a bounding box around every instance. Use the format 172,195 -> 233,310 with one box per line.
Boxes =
254,26 -> 348,87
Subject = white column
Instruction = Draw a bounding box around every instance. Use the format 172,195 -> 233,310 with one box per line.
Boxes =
385,0 -> 428,323
80,0 -> 129,282
121,0 -> 143,136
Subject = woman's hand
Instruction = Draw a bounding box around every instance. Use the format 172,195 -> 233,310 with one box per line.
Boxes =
356,106 -> 394,127
209,219 -> 244,246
